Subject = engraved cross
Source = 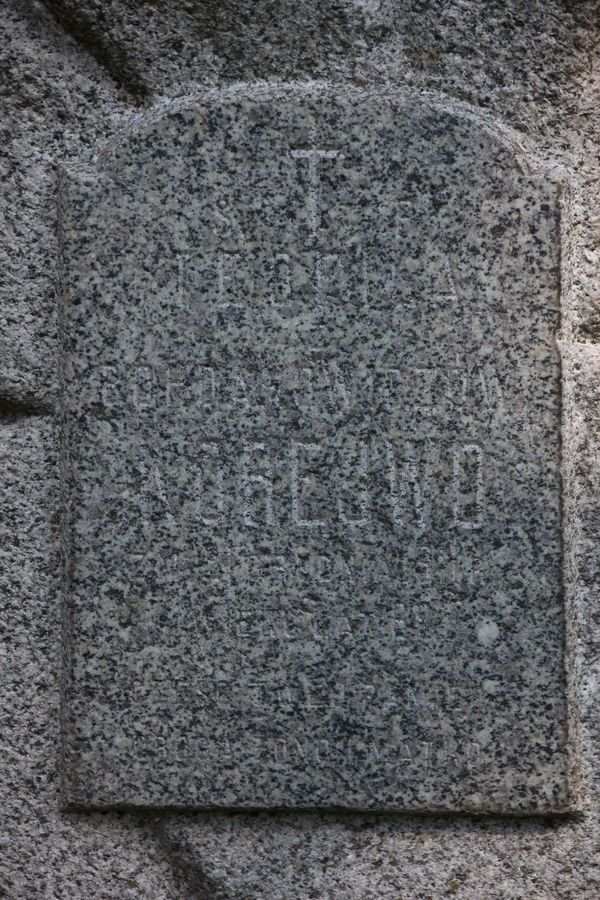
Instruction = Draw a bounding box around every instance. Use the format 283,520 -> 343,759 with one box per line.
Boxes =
289,145 -> 342,235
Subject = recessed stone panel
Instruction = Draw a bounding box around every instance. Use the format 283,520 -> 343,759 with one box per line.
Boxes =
60,86 -> 570,811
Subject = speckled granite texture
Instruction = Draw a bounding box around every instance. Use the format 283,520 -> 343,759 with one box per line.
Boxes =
59,85 -> 569,813
3,0 -> 600,896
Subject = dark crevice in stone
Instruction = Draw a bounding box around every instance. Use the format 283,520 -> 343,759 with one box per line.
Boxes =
39,0 -> 150,99
37,0 -> 384,91
0,396 -> 54,418
150,821 -> 222,900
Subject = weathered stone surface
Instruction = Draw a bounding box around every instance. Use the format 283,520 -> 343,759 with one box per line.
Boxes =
60,85 -> 569,812
6,0 -> 600,894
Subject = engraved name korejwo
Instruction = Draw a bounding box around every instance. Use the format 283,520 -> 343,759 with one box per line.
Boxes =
134,440 -> 483,532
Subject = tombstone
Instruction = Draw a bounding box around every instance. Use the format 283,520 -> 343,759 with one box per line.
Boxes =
59,85 -> 570,811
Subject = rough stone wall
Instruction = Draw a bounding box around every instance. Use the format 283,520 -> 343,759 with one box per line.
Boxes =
2,0 -> 600,896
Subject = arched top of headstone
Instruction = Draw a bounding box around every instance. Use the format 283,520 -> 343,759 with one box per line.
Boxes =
93,83 -> 538,172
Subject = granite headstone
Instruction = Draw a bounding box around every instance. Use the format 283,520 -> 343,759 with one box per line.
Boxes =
59,86 -> 570,812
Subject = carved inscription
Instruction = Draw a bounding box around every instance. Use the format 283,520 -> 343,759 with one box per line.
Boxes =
62,89 -> 567,812
103,356 -> 506,417
132,438 -> 484,533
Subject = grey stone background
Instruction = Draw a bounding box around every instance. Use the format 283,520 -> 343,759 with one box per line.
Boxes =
2,0 -> 600,896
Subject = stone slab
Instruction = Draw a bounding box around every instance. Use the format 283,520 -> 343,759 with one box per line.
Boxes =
60,85 -> 570,812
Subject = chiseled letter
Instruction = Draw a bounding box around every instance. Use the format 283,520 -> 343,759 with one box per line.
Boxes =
338,441 -> 369,527
386,442 -> 428,529
291,441 -> 326,527
242,441 -> 273,527
195,441 -> 224,526
452,443 -> 483,529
